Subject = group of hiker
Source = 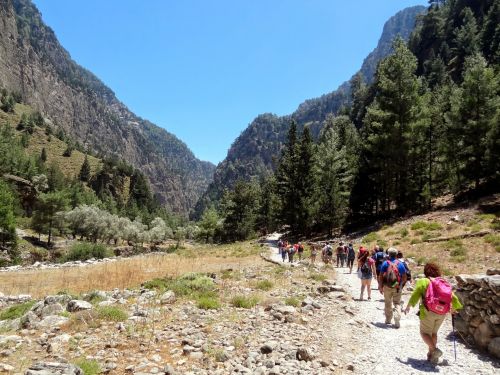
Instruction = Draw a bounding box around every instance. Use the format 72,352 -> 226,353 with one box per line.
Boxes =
277,240 -> 306,263
276,239 -> 463,365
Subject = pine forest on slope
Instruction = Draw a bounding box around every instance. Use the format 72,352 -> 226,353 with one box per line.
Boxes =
0,0 -> 215,216
193,5 -> 427,219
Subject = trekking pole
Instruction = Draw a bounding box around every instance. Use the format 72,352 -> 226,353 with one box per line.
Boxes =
452,314 -> 457,361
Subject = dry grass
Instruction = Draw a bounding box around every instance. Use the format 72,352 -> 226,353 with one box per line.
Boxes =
0,244 -> 261,298
358,199 -> 500,276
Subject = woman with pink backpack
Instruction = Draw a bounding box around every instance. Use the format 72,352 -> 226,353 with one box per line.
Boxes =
403,262 -> 463,365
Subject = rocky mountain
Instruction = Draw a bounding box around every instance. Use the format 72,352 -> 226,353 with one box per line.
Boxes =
193,5 -> 426,218
0,0 -> 215,215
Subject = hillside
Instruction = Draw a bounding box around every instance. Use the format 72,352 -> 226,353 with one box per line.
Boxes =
194,5 -> 426,218
0,0 -> 215,215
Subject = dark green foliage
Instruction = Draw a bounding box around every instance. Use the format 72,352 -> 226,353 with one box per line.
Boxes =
0,301 -> 35,320
197,207 -> 221,243
78,155 -> 91,182
65,242 -> 111,261
0,180 -> 18,251
62,144 -> 74,157
220,180 -> 260,241
40,147 -> 47,163
0,94 -> 15,113
31,191 -> 69,247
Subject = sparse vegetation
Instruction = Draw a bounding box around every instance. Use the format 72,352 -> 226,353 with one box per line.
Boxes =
196,296 -> 221,310
411,221 -> 442,231
285,297 -> 301,307
255,280 -> 273,291
484,234 -> 500,253
0,301 -> 35,320
65,242 -> 111,262
74,359 -> 100,375
308,273 -> 327,282
231,295 -> 259,309
96,306 -> 128,322
363,232 -> 380,243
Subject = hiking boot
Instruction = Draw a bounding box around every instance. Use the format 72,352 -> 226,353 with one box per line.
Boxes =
394,321 -> 400,329
430,348 -> 443,364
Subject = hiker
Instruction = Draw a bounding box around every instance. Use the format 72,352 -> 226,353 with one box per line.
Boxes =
404,262 -> 463,364
397,250 -> 412,288
336,242 -> 345,267
322,242 -> 333,264
347,243 -> 356,273
358,248 -> 376,300
373,245 -> 386,277
277,239 -> 283,255
310,244 -> 318,264
297,242 -> 304,261
288,244 -> 295,263
378,247 -> 407,328
281,245 -> 287,262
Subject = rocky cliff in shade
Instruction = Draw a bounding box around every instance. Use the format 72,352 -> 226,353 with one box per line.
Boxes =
193,5 -> 426,218
0,0 -> 215,215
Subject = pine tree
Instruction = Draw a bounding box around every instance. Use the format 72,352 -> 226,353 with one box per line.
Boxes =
198,207 -> 221,243
447,54 -> 499,189
0,180 -> 17,250
362,37 -> 422,214
275,121 -> 301,233
79,155 -> 91,182
31,191 -> 68,247
40,148 -> 47,163
296,126 -> 315,234
449,7 -> 480,80
314,115 -> 360,234
221,180 -> 260,241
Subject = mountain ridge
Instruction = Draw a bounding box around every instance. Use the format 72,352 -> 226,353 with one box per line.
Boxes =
193,5 -> 427,218
0,0 -> 215,215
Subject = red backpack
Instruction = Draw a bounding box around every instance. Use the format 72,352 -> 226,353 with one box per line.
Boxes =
383,260 -> 401,288
424,277 -> 452,315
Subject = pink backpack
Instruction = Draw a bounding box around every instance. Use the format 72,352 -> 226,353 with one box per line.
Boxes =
424,277 -> 452,315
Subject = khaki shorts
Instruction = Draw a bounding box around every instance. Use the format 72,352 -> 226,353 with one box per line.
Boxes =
420,309 -> 446,335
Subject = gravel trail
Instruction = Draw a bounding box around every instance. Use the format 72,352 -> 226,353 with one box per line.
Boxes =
334,265 -> 499,374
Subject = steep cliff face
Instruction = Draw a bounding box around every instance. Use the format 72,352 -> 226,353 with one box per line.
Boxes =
194,5 -> 426,218
0,0 -> 214,215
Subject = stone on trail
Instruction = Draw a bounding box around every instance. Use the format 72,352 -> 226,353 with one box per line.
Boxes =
25,362 -> 83,375
66,300 -> 92,312
37,315 -> 69,329
160,291 -> 176,305
296,347 -> 315,361
488,337 -> 500,359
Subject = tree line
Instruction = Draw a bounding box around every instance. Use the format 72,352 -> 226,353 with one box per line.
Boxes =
199,0 -> 499,241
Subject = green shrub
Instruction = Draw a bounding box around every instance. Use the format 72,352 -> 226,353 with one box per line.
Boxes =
65,242 -> 111,261
231,295 -> 259,308
484,234 -> 500,252
85,291 -> 106,304
392,240 -> 401,246
411,221 -> 442,231
416,256 -> 428,266
490,218 -> 500,231
74,359 -> 100,375
96,306 -> 128,322
410,238 -> 422,245
0,301 -> 36,320
255,280 -> 273,291
196,296 -> 221,310
400,228 -> 409,238
143,273 -> 217,299
308,273 -> 327,282
363,232 -> 379,243
285,297 -> 301,307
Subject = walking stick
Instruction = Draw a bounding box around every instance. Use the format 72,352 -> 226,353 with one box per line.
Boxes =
452,314 -> 457,361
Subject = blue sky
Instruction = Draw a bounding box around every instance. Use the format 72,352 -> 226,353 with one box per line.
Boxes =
33,0 -> 427,165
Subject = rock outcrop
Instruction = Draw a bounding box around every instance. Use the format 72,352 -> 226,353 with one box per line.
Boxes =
455,272 -> 500,358
0,0 -> 214,214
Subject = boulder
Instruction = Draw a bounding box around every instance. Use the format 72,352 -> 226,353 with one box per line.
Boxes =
296,348 -> 315,361
40,303 -> 64,318
25,362 -> 83,375
20,312 -> 39,329
487,337 -> 500,359
160,291 -> 176,305
37,316 -> 69,329
66,300 -> 92,312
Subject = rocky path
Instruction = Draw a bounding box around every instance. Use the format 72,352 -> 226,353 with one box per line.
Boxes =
332,265 -> 499,374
